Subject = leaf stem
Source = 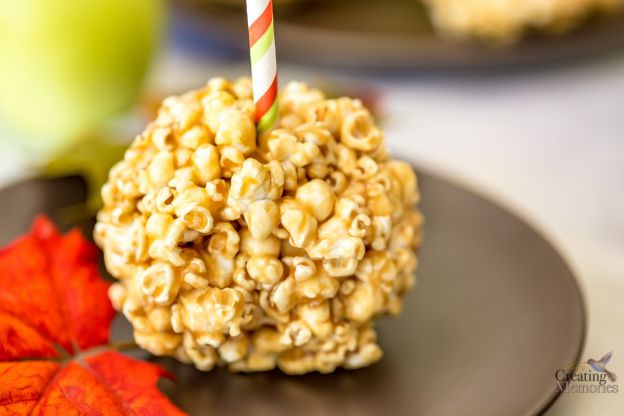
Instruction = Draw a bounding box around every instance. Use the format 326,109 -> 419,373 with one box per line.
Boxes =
109,340 -> 140,352
69,340 -> 141,365
14,340 -> 140,364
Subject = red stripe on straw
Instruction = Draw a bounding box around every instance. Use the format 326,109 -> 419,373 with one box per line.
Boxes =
255,74 -> 278,122
249,0 -> 273,47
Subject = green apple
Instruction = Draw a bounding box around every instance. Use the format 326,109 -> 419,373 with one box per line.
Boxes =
0,0 -> 164,149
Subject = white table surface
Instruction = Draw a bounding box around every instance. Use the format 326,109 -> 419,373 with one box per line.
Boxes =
1,44 -> 622,415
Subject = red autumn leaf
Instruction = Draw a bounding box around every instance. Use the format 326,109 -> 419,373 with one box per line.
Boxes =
0,216 -> 113,359
0,216 -> 186,416
0,353 -> 184,416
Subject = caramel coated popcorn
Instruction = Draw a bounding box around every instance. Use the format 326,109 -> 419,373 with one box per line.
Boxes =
95,78 -> 423,374
424,0 -> 622,43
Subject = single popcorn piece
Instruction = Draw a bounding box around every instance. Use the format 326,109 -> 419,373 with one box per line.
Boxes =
95,77 -> 423,374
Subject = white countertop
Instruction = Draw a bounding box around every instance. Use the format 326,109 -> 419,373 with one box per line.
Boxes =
1,45 -> 622,414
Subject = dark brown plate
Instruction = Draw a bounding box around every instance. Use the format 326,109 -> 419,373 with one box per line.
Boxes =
171,0 -> 624,71
0,171 -> 585,415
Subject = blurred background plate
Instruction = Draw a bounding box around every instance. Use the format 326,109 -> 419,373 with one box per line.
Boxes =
0,170 -> 585,415
171,0 -> 624,71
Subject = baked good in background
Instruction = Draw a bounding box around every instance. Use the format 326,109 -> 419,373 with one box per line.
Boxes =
423,0 -> 623,43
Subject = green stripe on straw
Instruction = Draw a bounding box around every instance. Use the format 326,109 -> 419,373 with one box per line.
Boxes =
250,21 -> 274,65
257,100 -> 279,133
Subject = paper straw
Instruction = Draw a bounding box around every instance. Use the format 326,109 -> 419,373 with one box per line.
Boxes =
246,0 -> 278,134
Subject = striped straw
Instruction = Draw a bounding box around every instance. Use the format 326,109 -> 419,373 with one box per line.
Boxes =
246,0 -> 278,134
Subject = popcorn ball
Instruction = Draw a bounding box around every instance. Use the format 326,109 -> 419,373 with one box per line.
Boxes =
95,78 -> 423,374
424,0 -> 622,43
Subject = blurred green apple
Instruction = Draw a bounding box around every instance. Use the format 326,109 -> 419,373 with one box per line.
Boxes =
0,0 -> 164,149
